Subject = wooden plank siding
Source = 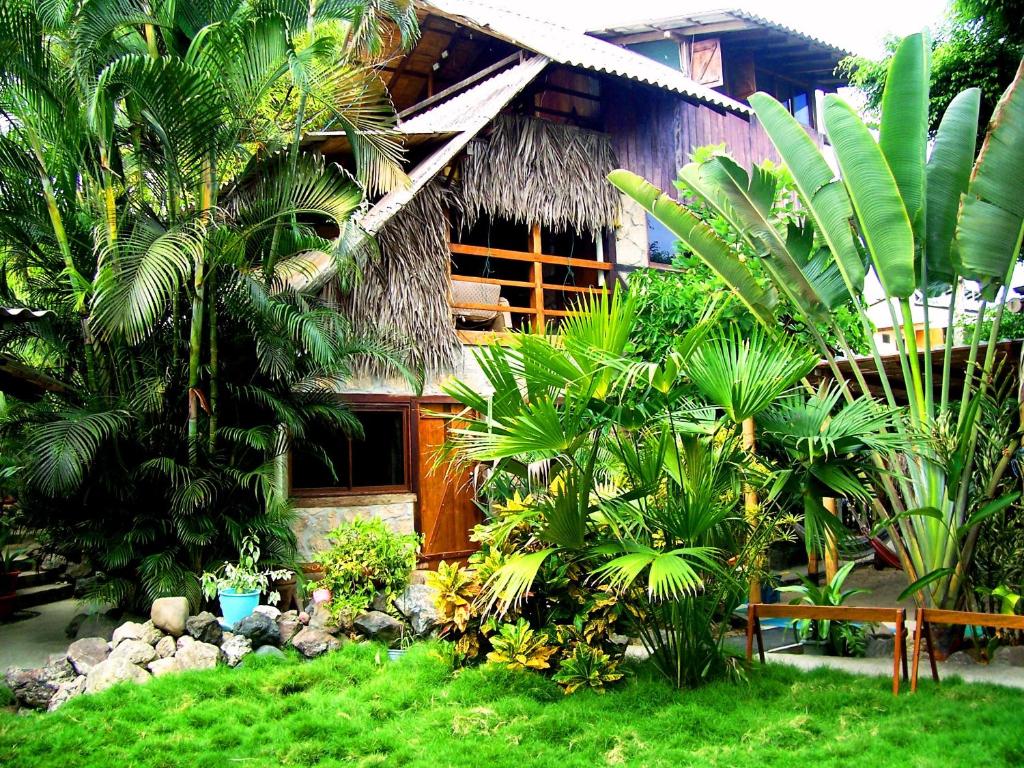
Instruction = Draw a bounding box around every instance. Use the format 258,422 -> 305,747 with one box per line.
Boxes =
603,81 -> 793,197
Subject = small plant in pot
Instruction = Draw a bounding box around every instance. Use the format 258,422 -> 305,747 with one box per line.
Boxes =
778,561 -> 872,657
201,535 -> 293,627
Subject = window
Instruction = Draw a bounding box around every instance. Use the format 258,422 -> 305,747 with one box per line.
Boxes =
647,214 -> 677,266
792,92 -> 812,127
291,402 -> 412,494
627,40 -> 682,71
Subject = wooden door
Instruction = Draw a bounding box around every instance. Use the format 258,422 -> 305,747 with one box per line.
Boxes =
416,403 -> 482,566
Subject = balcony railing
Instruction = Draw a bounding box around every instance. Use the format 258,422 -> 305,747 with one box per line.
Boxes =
449,225 -> 611,337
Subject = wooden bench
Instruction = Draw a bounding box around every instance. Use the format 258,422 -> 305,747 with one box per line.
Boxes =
911,608 -> 1024,691
746,603 -> 909,695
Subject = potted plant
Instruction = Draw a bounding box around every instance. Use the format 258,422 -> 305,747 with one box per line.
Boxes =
778,562 -> 872,657
202,535 -> 292,627
0,518 -> 27,620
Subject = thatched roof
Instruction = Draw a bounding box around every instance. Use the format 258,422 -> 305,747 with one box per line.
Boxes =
335,182 -> 462,377
459,115 -> 621,235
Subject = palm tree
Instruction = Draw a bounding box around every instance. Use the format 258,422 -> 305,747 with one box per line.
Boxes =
0,0 -> 419,609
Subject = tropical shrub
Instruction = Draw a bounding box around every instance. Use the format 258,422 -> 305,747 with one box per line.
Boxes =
443,293 -> 897,687
0,0 -> 419,609
611,33 -> 1024,611
314,518 -> 420,620
778,561 -> 872,657
552,645 -> 624,694
486,619 -> 557,671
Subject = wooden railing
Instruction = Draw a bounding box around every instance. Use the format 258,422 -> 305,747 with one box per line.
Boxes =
449,225 -> 611,333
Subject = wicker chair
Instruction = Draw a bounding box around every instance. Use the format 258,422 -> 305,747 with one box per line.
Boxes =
451,279 -> 512,331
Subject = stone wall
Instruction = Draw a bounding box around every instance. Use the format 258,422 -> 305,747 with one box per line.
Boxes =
292,493 -> 417,559
613,194 -> 650,270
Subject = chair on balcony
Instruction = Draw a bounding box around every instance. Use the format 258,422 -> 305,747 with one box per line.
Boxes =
451,279 -> 512,332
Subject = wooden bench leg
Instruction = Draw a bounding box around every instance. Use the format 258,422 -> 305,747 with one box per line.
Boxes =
925,623 -> 939,684
745,604 -> 755,664
911,612 -> 923,692
755,616 -> 766,664
892,610 -> 904,695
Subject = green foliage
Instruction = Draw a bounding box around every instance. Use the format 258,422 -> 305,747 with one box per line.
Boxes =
486,618 -> 558,671
313,518 -> 420,619
5,641 -> 1024,766
0,0 -> 420,610
443,295 -> 894,688
778,562 -> 873,657
612,33 -> 1024,611
552,644 -> 624,694
842,1 -> 1024,142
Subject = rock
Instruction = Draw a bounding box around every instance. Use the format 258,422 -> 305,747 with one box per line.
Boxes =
253,605 -> 281,621
371,591 -> 391,613
46,652 -> 70,668
944,650 -> 977,666
277,616 -> 301,645
150,597 -> 189,637
154,635 -> 177,659
221,634 -> 252,667
991,645 -> 1024,667
72,575 -> 102,599
865,634 -> 896,659
85,657 -> 151,694
254,645 -> 286,659
394,584 -> 439,636
138,620 -> 165,646
65,561 -> 92,580
176,635 -> 196,653
176,640 -> 221,671
66,611 -> 120,641
185,611 -> 223,645
308,603 -> 341,634
235,612 -> 280,649
4,664 -> 73,710
111,621 -> 147,647
48,675 -> 87,711
298,611 -> 310,625
291,627 -> 341,658
353,611 -> 404,643
108,639 -> 158,666
67,637 -> 110,675
147,657 -> 181,678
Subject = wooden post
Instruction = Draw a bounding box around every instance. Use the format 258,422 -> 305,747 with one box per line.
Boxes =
529,223 -> 545,333
742,417 -> 761,603
823,496 -> 839,582
807,550 -> 819,584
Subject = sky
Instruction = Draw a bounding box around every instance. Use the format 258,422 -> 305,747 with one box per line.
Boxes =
500,0 -> 950,57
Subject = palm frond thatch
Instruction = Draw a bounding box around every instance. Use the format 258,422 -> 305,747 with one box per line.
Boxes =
459,115 -> 621,235
336,181 -> 461,376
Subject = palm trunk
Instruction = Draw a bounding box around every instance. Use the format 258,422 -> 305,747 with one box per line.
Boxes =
207,272 -> 218,453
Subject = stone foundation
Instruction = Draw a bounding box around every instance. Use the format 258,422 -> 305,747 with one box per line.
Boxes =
292,493 -> 417,559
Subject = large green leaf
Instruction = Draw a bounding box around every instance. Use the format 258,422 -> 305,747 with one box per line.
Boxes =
955,59 -> 1024,298
926,87 -> 981,291
879,32 -> 930,234
748,93 -> 865,293
824,95 -> 916,298
607,170 -> 776,324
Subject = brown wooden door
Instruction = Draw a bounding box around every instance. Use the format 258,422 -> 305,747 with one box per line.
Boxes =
416,403 -> 482,566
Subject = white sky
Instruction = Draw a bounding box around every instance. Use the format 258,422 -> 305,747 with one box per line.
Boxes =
500,0 -> 950,57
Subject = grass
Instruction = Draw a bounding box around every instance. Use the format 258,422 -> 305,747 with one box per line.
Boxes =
2,642 -> 1023,767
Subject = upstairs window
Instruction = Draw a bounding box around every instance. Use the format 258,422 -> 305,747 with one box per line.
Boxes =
792,92 -> 812,126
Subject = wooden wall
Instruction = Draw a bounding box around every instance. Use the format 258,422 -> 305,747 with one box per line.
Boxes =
603,80 -> 785,198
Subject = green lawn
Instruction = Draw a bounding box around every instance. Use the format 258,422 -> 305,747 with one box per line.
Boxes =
2,642 -> 1022,767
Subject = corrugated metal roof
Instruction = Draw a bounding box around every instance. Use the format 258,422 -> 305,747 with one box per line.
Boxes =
418,0 -> 750,114
0,307 -> 49,324
589,8 -> 850,58
398,55 -> 547,135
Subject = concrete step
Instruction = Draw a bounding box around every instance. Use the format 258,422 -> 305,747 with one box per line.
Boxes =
13,569 -> 62,589
15,581 -> 73,608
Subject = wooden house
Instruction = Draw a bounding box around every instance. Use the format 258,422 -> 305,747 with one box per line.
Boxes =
289,1 -> 849,564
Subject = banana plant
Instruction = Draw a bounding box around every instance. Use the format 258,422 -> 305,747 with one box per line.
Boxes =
610,33 -> 1024,609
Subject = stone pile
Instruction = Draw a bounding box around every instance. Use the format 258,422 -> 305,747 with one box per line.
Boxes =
4,583 -> 440,713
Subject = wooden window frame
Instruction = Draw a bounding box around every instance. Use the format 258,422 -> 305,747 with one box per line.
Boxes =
289,395 -> 416,498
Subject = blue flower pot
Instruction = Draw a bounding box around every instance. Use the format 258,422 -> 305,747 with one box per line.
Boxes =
219,588 -> 260,628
